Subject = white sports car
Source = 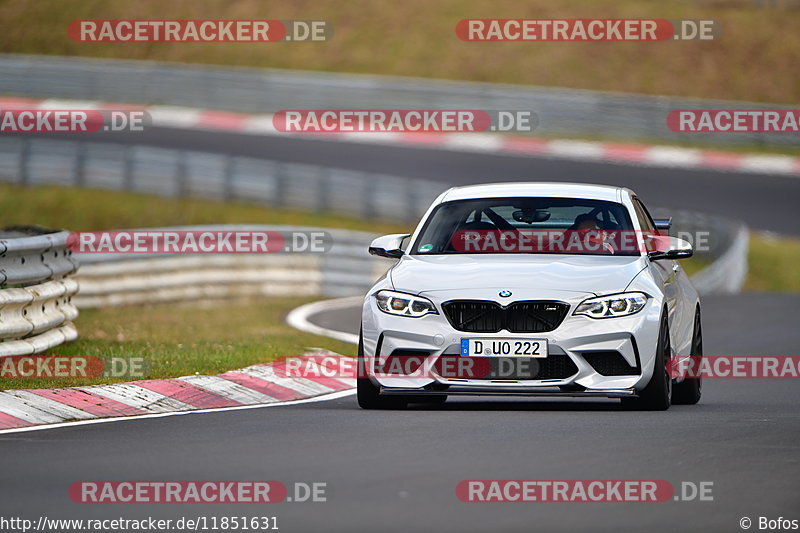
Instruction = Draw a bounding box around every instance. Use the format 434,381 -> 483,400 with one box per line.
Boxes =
359,182 -> 702,410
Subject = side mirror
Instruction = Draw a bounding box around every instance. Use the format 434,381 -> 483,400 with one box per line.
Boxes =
647,236 -> 693,261
653,217 -> 672,231
368,234 -> 410,259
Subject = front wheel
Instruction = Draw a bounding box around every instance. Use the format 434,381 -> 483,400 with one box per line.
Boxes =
672,309 -> 703,405
622,311 -> 672,411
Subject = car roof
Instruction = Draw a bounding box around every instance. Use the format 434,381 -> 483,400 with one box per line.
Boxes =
439,182 -> 632,204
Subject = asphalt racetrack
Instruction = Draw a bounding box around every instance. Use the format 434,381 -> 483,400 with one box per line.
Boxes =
1,130 -> 798,532
0,278 -> 798,532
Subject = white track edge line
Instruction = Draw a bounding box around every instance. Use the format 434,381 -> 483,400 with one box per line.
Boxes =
286,297 -> 362,345
0,389 -> 355,436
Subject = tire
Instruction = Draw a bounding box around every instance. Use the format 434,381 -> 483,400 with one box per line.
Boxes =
622,311 -> 672,411
672,308 -> 703,405
356,330 -> 407,410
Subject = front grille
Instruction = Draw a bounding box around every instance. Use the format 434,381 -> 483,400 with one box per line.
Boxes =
442,300 -> 569,333
582,351 -> 640,376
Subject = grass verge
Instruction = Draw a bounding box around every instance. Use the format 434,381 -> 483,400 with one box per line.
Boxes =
0,183 -> 410,233
0,0 -> 797,104
0,298 -> 356,390
745,233 -> 800,292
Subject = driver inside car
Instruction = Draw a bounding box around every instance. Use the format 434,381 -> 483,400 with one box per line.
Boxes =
569,214 -> 614,254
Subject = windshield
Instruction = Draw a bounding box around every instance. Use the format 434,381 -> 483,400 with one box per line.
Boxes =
411,197 -> 640,256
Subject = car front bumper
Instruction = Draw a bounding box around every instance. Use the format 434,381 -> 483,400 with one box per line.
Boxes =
361,288 -> 664,398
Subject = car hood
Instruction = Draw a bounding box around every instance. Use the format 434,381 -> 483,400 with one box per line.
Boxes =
390,254 -> 647,297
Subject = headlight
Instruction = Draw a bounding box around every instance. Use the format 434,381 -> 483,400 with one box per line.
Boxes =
573,292 -> 648,319
374,290 -> 438,317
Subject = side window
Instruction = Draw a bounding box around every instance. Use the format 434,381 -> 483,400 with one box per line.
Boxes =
632,198 -> 655,232
639,200 -> 659,232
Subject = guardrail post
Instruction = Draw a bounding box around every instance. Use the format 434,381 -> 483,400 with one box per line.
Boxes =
175,150 -> 188,197
122,145 -> 133,191
274,162 -> 287,207
362,172 -> 376,220
18,137 -> 30,186
406,180 -> 418,224
223,155 -> 235,201
75,142 -> 86,187
317,166 -> 329,213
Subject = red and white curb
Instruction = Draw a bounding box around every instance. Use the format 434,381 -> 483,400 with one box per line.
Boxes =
0,349 -> 353,433
2,96 -> 799,177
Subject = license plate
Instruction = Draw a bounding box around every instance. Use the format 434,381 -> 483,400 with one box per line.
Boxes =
461,338 -> 548,358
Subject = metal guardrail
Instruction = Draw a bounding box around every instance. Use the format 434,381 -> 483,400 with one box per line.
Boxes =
0,137 -> 443,224
0,54 -> 794,148
0,228 -> 78,286
0,228 -> 79,357
74,217 -> 746,313
74,255 -> 323,307
650,207 -> 749,288
690,225 -> 749,294
74,225 -> 392,307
